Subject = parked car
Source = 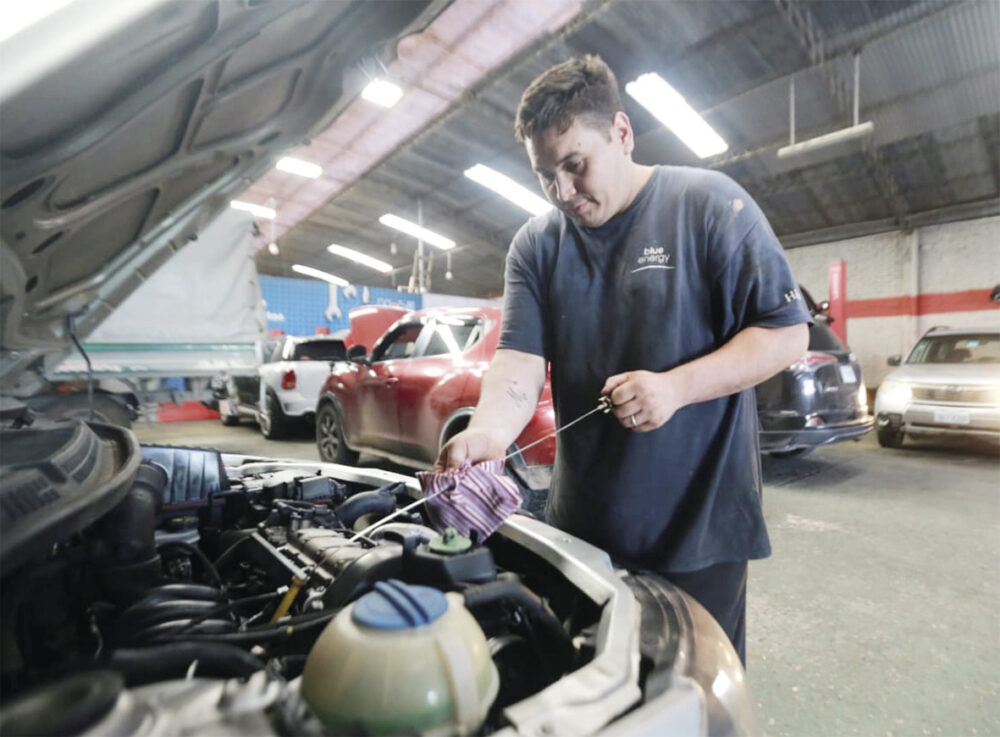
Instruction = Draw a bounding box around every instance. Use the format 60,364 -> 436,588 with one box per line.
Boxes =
755,287 -> 874,457
0,3 -> 757,734
214,335 -> 346,439
874,326 -> 1000,448
315,307 -> 557,472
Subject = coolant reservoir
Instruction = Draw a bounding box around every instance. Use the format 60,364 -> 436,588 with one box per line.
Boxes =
301,579 -> 499,736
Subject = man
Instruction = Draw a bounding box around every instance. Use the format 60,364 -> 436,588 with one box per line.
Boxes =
435,55 -> 810,662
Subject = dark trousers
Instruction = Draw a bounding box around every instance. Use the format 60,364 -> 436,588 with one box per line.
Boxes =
663,560 -> 747,665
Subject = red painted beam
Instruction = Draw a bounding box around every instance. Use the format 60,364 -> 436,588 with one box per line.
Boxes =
847,289 -> 999,318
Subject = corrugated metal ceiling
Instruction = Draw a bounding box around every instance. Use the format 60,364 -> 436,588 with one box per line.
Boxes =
257,0 -> 1000,297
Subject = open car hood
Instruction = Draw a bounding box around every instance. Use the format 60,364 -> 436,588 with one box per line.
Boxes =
0,0 -> 450,387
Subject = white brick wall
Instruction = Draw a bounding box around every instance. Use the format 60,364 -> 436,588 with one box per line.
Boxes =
781,215 -> 1000,386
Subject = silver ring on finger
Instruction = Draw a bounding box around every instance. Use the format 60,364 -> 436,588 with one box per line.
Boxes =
629,414 -> 637,427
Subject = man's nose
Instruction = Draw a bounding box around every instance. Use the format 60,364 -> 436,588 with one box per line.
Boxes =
554,172 -> 576,202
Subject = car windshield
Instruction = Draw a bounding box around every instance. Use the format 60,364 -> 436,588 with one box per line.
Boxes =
292,341 -> 346,361
906,333 -> 1000,364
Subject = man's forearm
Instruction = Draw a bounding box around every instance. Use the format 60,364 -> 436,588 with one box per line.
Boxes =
670,323 -> 809,406
467,348 -> 547,448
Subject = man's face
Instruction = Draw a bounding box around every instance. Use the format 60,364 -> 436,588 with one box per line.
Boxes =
526,112 -> 635,228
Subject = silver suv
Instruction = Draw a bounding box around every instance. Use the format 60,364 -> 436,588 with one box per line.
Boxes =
873,327 -> 1000,447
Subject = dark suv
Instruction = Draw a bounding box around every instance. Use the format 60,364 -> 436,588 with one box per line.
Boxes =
755,287 -> 874,457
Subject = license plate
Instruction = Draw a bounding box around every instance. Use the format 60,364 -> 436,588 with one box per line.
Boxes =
839,365 -> 857,384
934,409 -> 970,425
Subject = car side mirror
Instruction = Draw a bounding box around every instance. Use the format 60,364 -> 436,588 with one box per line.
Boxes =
347,345 -> 369,364
887,355 -> 902,366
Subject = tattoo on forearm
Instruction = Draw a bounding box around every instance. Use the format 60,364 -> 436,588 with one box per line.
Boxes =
505,383 -> 529,407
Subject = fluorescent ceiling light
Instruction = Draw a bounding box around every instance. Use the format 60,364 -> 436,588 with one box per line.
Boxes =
230,200 -> 276,219
378,214 -> 455,251
361,78 -> 403,108
276,156 -> 322,178
625,73 -> 728,159
327,243 -> 393,273
464,164 -> 553,216
292,264 -> 348,286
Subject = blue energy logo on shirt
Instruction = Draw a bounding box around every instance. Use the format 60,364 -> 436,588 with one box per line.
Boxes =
632,245 -> 675,273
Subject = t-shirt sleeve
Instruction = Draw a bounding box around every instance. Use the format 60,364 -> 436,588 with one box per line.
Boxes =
707,183 -> 812,339
498,225 -> 548,358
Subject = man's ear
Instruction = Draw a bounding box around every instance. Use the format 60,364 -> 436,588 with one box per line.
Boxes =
612,111 -> 634,156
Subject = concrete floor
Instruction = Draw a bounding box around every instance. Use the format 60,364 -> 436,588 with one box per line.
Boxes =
133,419 -> 1000,737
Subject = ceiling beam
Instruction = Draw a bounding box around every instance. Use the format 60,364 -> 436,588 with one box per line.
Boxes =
769,0 -> 912,229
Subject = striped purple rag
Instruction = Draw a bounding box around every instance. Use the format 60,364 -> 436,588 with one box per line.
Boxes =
416,460 -> 522,539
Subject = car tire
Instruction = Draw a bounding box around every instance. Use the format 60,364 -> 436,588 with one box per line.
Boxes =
259,391 -> 290,440
41,393 -> 133,427
220,412 -> 240,427
316,402 -> 359,464
876,427 -> 905,448
769,447 -> 814,459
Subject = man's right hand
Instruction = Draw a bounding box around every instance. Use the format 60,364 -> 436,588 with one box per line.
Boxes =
435,429 -> 507,471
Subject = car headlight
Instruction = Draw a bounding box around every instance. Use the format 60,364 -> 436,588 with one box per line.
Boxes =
877,380 -> 911,406
857,381 -> 869,412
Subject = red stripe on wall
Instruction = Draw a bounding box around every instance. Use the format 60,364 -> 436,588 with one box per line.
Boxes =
848,289 -> 998,318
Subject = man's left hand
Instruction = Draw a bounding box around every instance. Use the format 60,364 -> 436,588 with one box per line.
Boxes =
602,370 -> 684,432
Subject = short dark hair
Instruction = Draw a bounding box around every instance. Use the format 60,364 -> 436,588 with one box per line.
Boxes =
514,55 -> 622,142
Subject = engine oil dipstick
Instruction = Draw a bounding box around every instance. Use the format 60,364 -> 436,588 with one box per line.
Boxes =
270,575 -> 306,623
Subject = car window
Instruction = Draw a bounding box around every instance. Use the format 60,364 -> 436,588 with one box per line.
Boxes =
908,334 -> 1000,364
292,340 -> 346,361
372,323 -> 423,362
421,319 -> 481,357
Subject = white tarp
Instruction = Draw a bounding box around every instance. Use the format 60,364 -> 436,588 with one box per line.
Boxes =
87,209 -> 267,344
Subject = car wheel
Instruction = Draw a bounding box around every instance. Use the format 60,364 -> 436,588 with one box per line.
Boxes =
260,391 -> 290,440
877,427 -> 905,448
220,412 -> 240,427
769,447 -> 814,459
316,403 -> 358,464
42,393 -> 133,427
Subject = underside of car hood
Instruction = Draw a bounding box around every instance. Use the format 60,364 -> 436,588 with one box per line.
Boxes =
0,0 -> 450,387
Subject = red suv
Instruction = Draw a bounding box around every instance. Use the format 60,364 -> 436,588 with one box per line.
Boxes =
315,307 -> 556,471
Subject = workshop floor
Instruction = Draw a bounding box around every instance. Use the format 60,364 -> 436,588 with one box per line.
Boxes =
133,419 -> 1000,737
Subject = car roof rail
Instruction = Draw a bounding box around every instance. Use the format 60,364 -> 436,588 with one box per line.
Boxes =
924,325 -> 950,333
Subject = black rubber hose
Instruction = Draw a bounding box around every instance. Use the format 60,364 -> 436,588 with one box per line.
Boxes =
117,599 -> 223,634
125,619 -> 238,644
462,579 -> 576,673
164,609 -> 339,646
126,583 -> 225,607
333,489 -> 397,528
108,643 -> 265,686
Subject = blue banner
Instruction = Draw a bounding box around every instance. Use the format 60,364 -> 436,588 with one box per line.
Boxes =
259,276 -> 420,336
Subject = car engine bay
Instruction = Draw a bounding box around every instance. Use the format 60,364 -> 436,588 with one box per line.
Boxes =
0,417 -> 746,736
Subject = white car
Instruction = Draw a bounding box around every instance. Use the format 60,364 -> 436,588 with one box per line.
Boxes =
216,335 -> 347,439
874,327 -> 1000,447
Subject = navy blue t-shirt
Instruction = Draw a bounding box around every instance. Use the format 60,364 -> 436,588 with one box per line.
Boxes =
498,166 -> 811,573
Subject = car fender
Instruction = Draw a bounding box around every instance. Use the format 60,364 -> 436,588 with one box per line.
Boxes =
438,406 -> 475,451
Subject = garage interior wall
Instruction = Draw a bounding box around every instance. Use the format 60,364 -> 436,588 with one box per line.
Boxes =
783,214 -> 1000,387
